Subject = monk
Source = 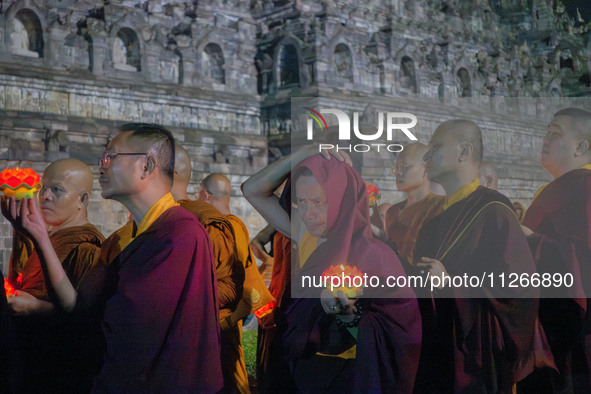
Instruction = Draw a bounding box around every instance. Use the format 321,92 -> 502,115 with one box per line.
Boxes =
5,124 -> 223,392
1,158 -> 104,392
198,174 -> 252,272
242,145 -> 422,393
172,146 -> 247,394
414,120 -> 552,393
384,142 -> 444,266
480,160 -> 527,222
521,107 -> 591,393
479,161 -> 499,190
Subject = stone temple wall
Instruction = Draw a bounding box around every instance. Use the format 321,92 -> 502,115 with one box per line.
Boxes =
0,0 -> 590,271
0,0 -> 266,270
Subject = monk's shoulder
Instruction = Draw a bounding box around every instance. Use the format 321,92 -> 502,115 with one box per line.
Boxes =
560,168 -> 591,193
226,215 -> 250,238
179,200 -> 235,242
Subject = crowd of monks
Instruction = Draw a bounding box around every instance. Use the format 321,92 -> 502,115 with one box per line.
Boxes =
0,108 -> 590,393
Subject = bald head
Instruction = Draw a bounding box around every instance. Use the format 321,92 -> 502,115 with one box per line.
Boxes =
39,159 -> 93,230
44,159 -> 93,194
436,119 -> 483,163
553,107 -> 591,142
201,173 -> 231,197
479,161 -> 498,191
172,145 -> 192,201
198,173 -> 232,214
425,119 -> 483,193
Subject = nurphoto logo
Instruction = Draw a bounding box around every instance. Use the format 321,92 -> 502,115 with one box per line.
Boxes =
304,107 -> 418,153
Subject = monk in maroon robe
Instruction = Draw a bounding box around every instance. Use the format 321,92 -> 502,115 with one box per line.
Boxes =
415,120 -> 553,393
243,147 -> 422,393
522,108 -> 591,393
385,143 -> 444,266
91,206 -> 221,393
5,124 -> 223,393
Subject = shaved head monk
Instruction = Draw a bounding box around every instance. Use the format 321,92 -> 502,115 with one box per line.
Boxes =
413,119 -> 551,393
479,161 -> 499,190
198,173 -> 232,215
5,124 -> 223,392
200,172 -> 275,393
1,158 -> 104,392
521,108 -> 591,393
173,148 -> 249,394
384,142 -> 444,266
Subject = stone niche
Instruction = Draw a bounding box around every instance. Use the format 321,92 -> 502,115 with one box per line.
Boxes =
112,28 -> 141,72
10,8 -> 44,58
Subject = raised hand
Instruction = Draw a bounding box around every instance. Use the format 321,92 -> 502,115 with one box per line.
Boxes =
1,196 -> 48,244
318,146 -> 353,166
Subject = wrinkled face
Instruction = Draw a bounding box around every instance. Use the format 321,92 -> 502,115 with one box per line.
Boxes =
39,169 -> 83,227
393,151 -> 427,192
424,128 -> 460,183
541,116 -> 580,177
295,175 -> 328,238
98,132 -> 146,201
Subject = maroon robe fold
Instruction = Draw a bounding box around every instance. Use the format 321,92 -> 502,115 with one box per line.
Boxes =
284,155 -> 422,394
414,186 -> 552,393
523,168 -> 591,392
91,206 -> 223,393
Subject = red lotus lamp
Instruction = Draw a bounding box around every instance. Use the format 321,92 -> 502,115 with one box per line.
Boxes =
0,168 -> 42,199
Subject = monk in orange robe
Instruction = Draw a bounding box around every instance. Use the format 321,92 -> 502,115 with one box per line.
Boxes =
384,143 -> 444,266
2,158 -> 104,392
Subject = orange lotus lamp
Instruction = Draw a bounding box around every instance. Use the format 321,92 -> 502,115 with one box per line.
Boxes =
322,264 -> 364,298
0,168 -> 42,199
254,301 -> 276,319
366,183 -> 380,207
4,279 -> 17,298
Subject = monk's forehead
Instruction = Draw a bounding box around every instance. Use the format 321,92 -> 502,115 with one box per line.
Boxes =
400,144 -> 428,161
295,174 -> 324,197
43,166 -> 79,188
43,159 -> 93,190
108,131 -> 147,152
432,125 -> 458,144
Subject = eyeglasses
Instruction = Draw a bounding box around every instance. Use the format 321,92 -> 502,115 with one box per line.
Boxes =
98,152 -> 148,168
390,163 -> 414,176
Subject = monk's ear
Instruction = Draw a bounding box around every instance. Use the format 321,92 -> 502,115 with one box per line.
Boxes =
575,140 -> 589,157
458,143 -> 473,162
143,156 -> 157,177
79,191 -> 89,209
